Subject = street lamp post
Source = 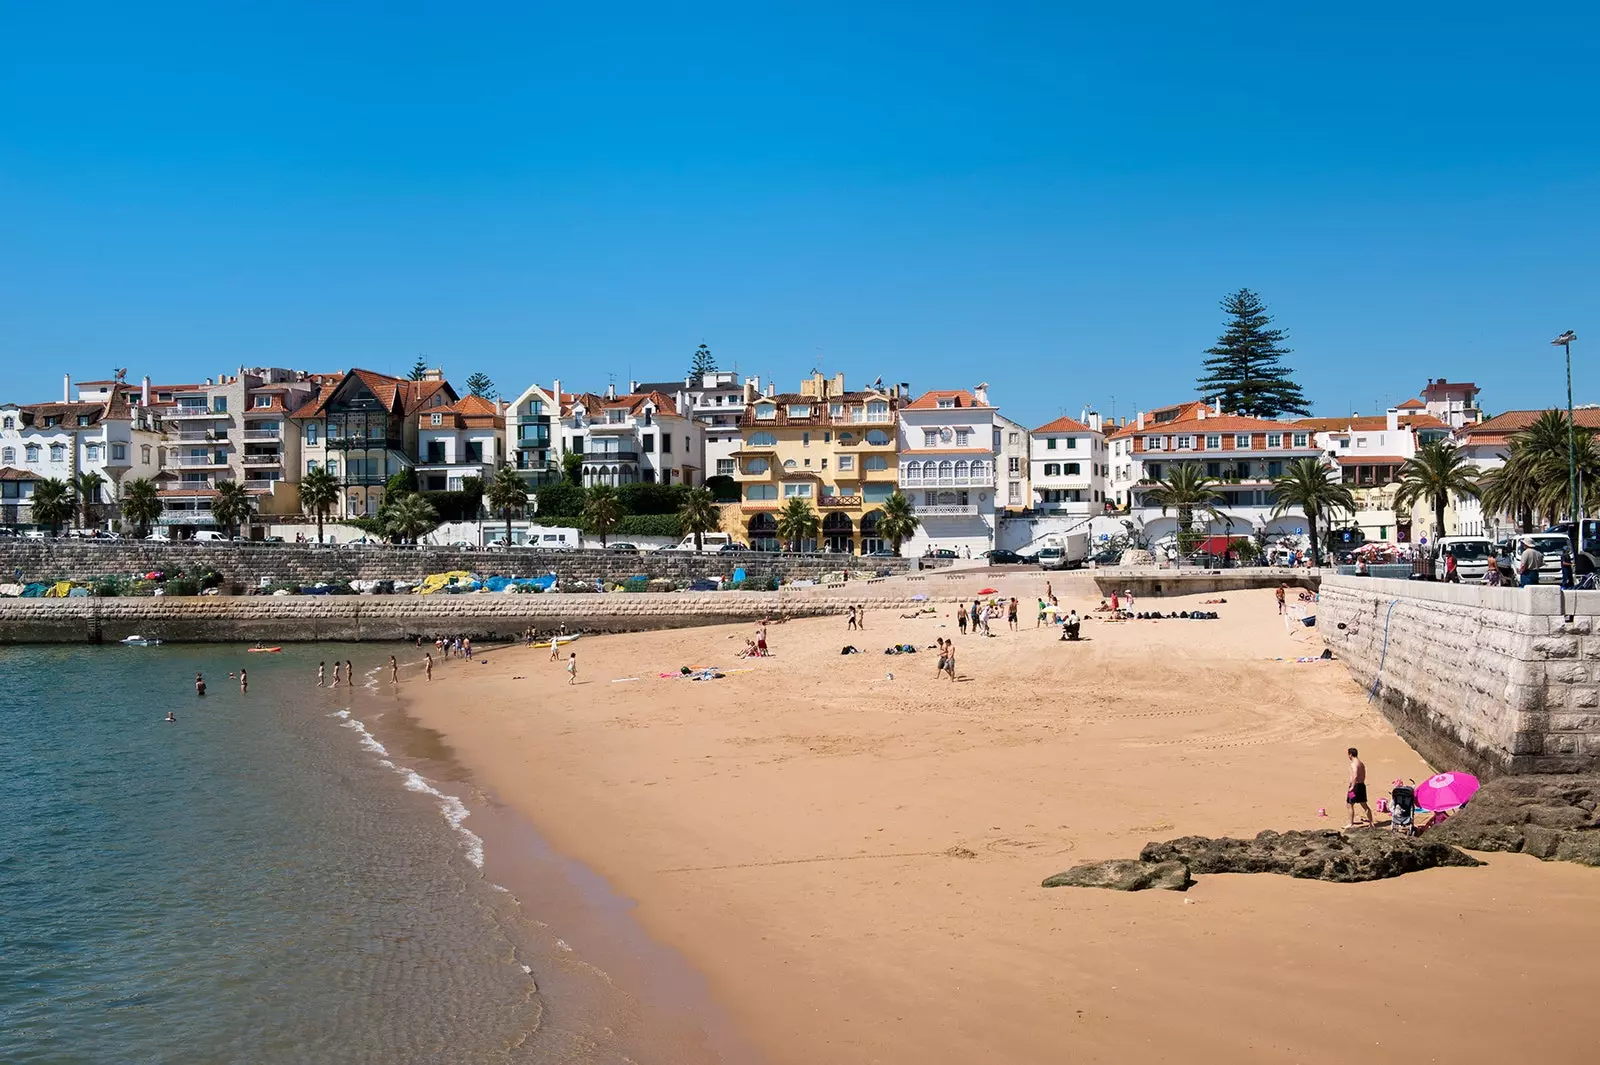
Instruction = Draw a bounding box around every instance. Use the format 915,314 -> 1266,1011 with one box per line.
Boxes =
1553,331 -> 1579,529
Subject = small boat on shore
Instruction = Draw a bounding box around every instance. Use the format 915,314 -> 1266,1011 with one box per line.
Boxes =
530,634 -> 582,649
121,635 -> 162,647
248,646 -> 284,653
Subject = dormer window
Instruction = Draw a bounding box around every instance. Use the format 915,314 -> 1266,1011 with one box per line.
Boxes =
430,413 -> 443,426
78,415 -> 91,426
829,403 -> 843,419
788,404 -> 811,418
755,403 -> 776,421
1,415 -> 12,429
937,398 -> 957,409
43,417 -> 58,427
254,395 -> 272,408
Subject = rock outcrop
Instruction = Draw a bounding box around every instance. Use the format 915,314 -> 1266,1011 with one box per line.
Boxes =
1427,776 -> 1600,866
1042,829 -> 1482,892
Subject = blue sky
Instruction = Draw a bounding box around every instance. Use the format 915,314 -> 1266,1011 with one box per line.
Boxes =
2,2 -> 1595,426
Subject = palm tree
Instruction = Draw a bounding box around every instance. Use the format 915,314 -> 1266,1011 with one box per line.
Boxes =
583,484 -> 623,546
30,477 -> 74,536
72,470 -> 106,530
1394,441 -> 1480,543
299,466 -> 340,543
119,477 -> 163,538
210,480 -> 255,540
484,465 -> 528,547
1478,450 -> 1542,533
775,497 -> 819,552
382,491 -> 440,544
874,491 -> 920,555
1142,464 -> 1224,557
678,487 -> 721,551
1270,457 -> 1356,567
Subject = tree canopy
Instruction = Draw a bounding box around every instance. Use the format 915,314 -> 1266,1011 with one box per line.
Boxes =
1196,288 -> 1310,418
464,372 -> 497,399
407,355 -> 428,381
688,343 -> 717,381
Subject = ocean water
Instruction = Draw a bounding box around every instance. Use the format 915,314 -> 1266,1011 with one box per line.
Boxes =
0,644 -> 644,1064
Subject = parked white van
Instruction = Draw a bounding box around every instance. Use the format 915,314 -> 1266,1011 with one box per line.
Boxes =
1431,536 -> 1495,581
671,532 -> 733,552
194,530 -> 232,543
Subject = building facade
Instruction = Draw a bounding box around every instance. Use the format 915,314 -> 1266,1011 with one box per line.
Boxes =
415,395 -> 505,492
992,412 -> 1031,512
896,388 -> 999,557
1030,413 -> 1108,518
503,380 -> 566,491
630,372 -> 753,485
733,373 -> 901,553
1293,406 -> 1450,544
561,388 -> 704,488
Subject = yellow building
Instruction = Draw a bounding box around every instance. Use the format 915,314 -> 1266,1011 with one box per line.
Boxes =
732,373 -> 902,553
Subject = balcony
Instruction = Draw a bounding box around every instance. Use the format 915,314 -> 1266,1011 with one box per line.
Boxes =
242,428 -> 281,442
817,495 -> 864,508
168,407 -> 230,419
516,430 -> 552,448
515,466 -> 562,488
244,479 -> 281,491
177,454 -> 231,467
914,503 -> 979,517
340,473 -> 391,486
158,509 -> 214,524
582,451 -> 638,463
175,430 -> 226,442
899,474 -> 994,489
242,453 -> 282,466
326,435 -> 405,451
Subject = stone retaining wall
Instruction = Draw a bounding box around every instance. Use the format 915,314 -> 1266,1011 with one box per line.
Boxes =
0,591 -> 944,644
0,542 -> 909,590
1319,574 -> 1600,776
1094,568 -> 1320,598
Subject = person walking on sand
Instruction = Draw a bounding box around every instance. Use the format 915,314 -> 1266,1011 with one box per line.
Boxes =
346,660 -> 353,686
195,673 -> 207,697
1346,747 -> 1374,828
957,606 -> 968,635
550,634 -> 562,661
1007,597 -> 1018,631
944,639 -> 956,681
1275,584 -> 1287,614
935,638 -> 948,678
425,653 -> 433,681
317,662 -> 325,687
847,605 -> 857,630
239,669 -> 247,694
855,605 -> 864,630
566,651 -> 578,685
332,661 -> 342,687
389,655 -> 399,684
464,637 -> 473,661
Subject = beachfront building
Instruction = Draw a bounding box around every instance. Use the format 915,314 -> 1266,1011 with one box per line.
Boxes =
415,395 -> 505,493
896,387 -> 1000,557
1107,400 -> 1324,549
560,387 -> 704,488
993,413 -> 1031,513
1449,408 -> 1600,538
1293,406 -> 1451,544
291,368 -> 457,518
0,380 -> 164,529
501,380 -> 567,492
628,371 -> 754,485
732,373 -> 902,552
1029,413 -> 1108,519
1421,379 -> 1484,430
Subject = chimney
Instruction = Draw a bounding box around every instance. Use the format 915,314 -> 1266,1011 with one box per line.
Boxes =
1136,411 -> 1145,431
1386,407 -> 1400,433
1197,405 -> 1206,421
606,382 -> 616,401
765,382 -> 775,398
142,375 -> 151,406
973,382 -> 989,406
629,380 -> 639,394
1212,399 -> 1223,416
552,379 -> 561,410
1086,410 -> 1103,433
63,373 -> 71,402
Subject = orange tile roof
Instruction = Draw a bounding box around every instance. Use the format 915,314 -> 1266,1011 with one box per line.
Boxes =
1032,416 -> 1094,434
1396,397 -> 1426,409
1458,408 -> 1600,444
1293,413 -> 1449,433
1336,455 -> 1408,465
904,389 -> 986,410
0,466 -> 38,481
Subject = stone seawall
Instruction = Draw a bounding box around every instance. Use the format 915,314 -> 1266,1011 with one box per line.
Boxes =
1319,574 -> 1600,776
1094,568 -> 1320,598
0,592 -> 943,644
0,542 -> 910,591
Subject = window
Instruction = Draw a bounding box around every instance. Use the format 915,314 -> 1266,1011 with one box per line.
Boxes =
1205,434 -> 1221,449
1008,457 -> 1020,474
1267,433 -> 1283,448
716,458 -> 735,476
25,444 -> 40,463
306,423 -> 319,446
955,428 -> 970,446
112,444 -> 126,461
783,459 -> 797,469
784,482 -> 813,497
749,431 -> 777,446
865,429 -> 890,446
937,397 -> 957,408
78,415 -> 91,426
1047,438 -> 1057,450
864,455 -> 888,471
1043,463 -> 1060,476
307,460 -> 319,474
1,416 -> 11,429
1008,483 -> 1021,504
866,400 -> 889,419
1064,463 -> 1081,476
838,455 -> 854,470
863,482 -> 893,502
86,444 -> 101,462
641,433 -> 655,453
326,459 -> 339,476
829,403 -> 844,419
746,484 -> 777,500
212,397 -> 226,413
254,395 -> 272,408
0,447 -> 12,464
838,432 -> 855,444
1175,435 -> 1192,450
431,413 -> 443,426
802,432 -> 811,447
755,403 -> 776,420
788,404 -> 811,417
1145,436 -> 1162,451
50,444 -> 65,462
923,429 -> 939,447
745,458 -> 770,474
1355,438 -> 1367,448
1234,434 -> 1251,449
822,431 -> 831,443
1066,437 -> 1078,449
1292,432 -> 1309,447
1147,463 -> 1163,480
527,400 -> 544,416
1009,431 -> 1019,445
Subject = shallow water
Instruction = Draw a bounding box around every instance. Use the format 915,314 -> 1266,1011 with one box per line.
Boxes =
0,644 -> 643,1064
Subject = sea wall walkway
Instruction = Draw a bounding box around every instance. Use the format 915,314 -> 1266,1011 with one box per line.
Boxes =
1094,567 -> 1320,598
1320,574 -> 1600,776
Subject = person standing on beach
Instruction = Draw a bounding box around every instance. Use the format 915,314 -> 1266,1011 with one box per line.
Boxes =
935,638 -> 948,678
317,662 -> 325,687
550,635 -> 562,661
195,673 -> 207,697
957,607 -> 967,635
1346,747 -> 1373,828
566,651 -> 578,685
1275,585 -> 1287,614
464,637 -> 472,661
346,660 -> 353,686
332,661 -> 342,687
855,605 -> 864,630
389,655 -> 399,684
1007,597 -> 1018,631
847,606 -> 857,630
425,653 -> 433,681
944,639 -> 956,681
239,669 -> 247,694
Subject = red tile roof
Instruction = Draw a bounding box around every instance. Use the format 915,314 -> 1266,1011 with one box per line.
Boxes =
1293,413 -> 1449,433
1335,455 -> 1408,465
288,369 -> 458,419
1396,397 -> 1426,409
904,389 -> 987,410
1032,416 -> 1094,434
0,466 -> 38,481
1458,408 -> 1600,444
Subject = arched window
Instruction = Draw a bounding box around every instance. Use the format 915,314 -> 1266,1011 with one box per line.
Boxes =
838,433 -> 855,444
783,459 -> 797,469
49,444 -> 65,462
904,460 -> 921,479
25,444 -> 40,463
0,446 -> 12,464
865,429 -> 890,446
1,415 -> 13,429
745,458 -> 769,474
748,431 -> 777,447
954,459 -> 969,480
938,460 -> 953,478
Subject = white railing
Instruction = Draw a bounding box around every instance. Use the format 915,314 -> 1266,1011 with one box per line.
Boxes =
177,454 -> 228,467
847,412 -> 893,424
242,428 -> 280,441
169,407 -> 228,418
899,475 -> 994,488
175,431 -> 223,442
244,479 -> 280,490
914,503 -> 979,516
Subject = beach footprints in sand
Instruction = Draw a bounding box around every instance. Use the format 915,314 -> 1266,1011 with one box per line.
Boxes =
980,833 -> 1077,859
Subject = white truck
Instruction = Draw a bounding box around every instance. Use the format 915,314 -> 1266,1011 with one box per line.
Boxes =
1036,532 -> 1089,571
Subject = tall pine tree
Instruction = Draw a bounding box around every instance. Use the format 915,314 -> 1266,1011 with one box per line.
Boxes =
407,354 -> 428,381
1196,289 -> 1310,417
688,343 -> 717,380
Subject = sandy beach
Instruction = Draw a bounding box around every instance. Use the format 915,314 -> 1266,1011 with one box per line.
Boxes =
401,577 -> 1600,1064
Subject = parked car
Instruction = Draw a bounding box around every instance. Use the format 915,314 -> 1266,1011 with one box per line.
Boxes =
717,542 -> 751,553
983,549 -> 1027,565
605,542 -> 642,553
194,530 -> 231,543
865,548 -> 899,557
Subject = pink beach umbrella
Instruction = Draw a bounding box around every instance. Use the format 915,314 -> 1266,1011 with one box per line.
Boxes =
1414,772 -> 1480,812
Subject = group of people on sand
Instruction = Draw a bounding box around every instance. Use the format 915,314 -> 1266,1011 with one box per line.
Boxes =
315,659 -> 358,687
844,605 -> 867,630
436,635 -> 472,660
933,637 -> 958,680
955,598 -> 1016,636
739,619 -> 772,659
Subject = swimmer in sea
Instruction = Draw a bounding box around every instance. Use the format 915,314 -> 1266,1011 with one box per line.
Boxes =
239,669 -> 247,694
195,673 -> 207,697
166,711 -> 177,723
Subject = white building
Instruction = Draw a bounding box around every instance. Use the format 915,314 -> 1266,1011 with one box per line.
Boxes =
1030,413 -> 1108,518
503,380 -> 566,492
562,387 -> 705,487
1420,379 -> 1483,430
630,371 -> 754,486
416,395 -> 505,492
1292,406 -> 1450,544
993,413 -> 1031,512
896,387 -> 1000,557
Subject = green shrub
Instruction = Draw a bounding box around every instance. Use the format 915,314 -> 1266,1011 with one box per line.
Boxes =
612,513 -> 682,538
622,577 -> 650,593
420,490 -> 485,522
164,577 -> 200,596
535,482 -> 586,518
618,482 -> 688,515
703,475 -> 739,502
734,575 -> 778,591
94,579 -> 121,597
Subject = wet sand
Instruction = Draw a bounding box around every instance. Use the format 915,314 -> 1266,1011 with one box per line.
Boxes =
401,582 -> 1600,1064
